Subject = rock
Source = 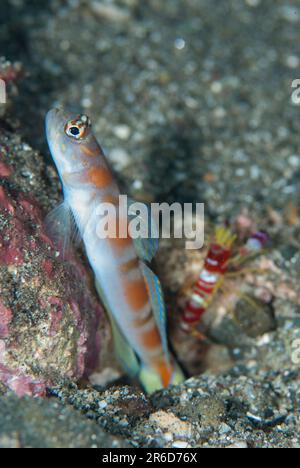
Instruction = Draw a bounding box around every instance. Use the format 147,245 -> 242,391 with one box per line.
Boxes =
233,297 -> 276,338
219,423 -> 231,434
148,410 -> 193,441
0,125 -> 107,396
0,394 -> 126,448
226,441 -> 248,448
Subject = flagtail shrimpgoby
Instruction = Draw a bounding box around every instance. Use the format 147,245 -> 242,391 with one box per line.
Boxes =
45,108 -> 185,393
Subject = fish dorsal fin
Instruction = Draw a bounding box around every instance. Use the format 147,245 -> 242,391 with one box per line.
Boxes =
95,280 -> 140,378
44,202 -> 81,258
140,262 -> 169,362
133,236 -> 159,263
127,198 -> 159,262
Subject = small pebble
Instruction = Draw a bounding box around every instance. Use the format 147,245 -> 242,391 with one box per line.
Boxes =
286,55 -> 299,69
174,38 -> 186,50
211,81 -> 223,94
113,125 -> 131,140
219,423 -> 231,434
245,0 -> 260,6
172,440 -> 190,448
109,148 -> 131,170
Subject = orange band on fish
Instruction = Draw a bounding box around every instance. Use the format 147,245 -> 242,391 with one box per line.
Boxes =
102,194 -> 119,206
125,279 -> 149,310
88,166 -> 113,188
157,363 -> 172,387
142,327 -> 162,349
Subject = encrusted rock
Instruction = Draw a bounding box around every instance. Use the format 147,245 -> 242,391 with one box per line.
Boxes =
0,125 -> 107,396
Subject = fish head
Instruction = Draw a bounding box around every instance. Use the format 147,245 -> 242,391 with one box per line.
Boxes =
46,108 -> 99,178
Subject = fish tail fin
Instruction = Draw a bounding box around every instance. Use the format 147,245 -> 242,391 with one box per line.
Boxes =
110,316 -> 185,393
139,357 -> 185,394
169,360 -> 186,386
138,365 -> 166,394
95,280 -> 185,394
110,319 -> 185,393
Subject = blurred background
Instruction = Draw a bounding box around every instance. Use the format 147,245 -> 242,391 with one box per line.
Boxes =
1,0 -> 300,219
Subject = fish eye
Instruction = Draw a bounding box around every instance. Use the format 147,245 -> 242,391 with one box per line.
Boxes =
69,126 -> 80,136
65,115 -> 91,140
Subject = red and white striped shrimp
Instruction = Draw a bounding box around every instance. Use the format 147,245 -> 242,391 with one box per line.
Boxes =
181,226 -> 269,334
45,108 -> 184,393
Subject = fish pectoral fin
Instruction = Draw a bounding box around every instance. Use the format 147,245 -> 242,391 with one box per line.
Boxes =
44,202 -> 81,258
110,315 -> 141,379
140,262 -> 169,362
128,198 -> 159,263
